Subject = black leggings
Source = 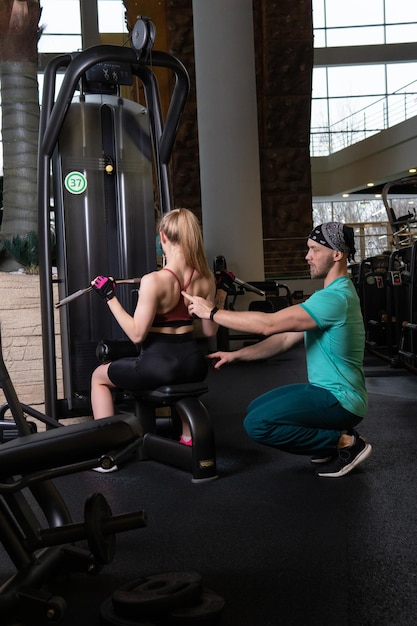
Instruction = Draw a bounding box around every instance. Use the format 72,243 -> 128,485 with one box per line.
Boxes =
107,332 -> 208,391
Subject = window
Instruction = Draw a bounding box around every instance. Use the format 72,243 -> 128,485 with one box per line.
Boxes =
98,0 -> 128,34
0,0 -> 127,176
311,0 -> 417,155
38,0 -> 82,53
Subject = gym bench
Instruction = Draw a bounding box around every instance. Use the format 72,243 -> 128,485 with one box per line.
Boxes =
134,382 -> 218,483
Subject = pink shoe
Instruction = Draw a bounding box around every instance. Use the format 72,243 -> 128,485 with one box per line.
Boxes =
179,436 -> 193,446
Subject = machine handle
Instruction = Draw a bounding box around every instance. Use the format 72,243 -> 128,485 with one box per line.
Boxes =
233,277 -> 265,297
55,278 -> 141,308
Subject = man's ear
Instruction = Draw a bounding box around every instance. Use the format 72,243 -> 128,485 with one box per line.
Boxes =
334,250 -> 344,262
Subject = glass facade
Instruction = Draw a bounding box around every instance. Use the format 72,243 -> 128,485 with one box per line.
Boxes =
311,0 -> 417,253
311,0 -> 417,156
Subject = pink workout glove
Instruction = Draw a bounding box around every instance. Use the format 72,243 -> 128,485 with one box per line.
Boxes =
92,275 -> 116,301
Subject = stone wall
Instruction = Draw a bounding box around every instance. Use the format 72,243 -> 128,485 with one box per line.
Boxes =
0,271 -> 62,412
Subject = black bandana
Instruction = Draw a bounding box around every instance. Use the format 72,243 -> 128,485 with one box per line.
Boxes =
308,222 -> 356,261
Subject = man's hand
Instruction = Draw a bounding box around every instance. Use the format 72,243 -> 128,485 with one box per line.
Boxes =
182,292 -> 213,320
207,351 -> 236,369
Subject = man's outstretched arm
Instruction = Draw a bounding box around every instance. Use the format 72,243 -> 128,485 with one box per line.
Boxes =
208,332 -> 305,369
182,292 -> 317,336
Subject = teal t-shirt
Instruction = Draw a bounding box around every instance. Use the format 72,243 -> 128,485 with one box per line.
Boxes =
300,276 -> 368,417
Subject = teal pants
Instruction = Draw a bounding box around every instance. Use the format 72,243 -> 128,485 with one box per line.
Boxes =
243,383 -> 363,456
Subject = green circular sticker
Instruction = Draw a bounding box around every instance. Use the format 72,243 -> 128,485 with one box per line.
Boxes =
64,171 -> 87,195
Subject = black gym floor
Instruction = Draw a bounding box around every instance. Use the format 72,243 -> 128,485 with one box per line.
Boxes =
2,342 -> 417,625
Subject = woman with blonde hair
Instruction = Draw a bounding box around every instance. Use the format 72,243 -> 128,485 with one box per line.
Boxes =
89,209 -> 218,457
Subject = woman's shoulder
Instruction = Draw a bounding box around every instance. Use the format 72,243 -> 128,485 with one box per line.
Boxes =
188,272 -> 215,297
140,270 -> 168,293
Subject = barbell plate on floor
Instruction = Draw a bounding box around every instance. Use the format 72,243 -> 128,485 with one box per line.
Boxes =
112,571 -> 203,618
84,492 -> 116,565
99,596 -> 154,626
168,588 -> 226,624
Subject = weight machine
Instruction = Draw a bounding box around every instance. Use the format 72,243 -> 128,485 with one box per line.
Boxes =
382,177 -> 417,248
37,18 -> 190,420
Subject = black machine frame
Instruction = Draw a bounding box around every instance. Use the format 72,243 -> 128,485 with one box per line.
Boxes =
37,22 -> 190,420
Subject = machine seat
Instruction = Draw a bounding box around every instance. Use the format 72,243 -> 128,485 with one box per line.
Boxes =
135,382 -> 209,404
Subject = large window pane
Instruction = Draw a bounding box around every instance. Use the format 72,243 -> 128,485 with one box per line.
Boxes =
312,0 -> 326,29
387,63 -> 417,92
313,30 -> 326,47
385,0 -> 417,23
327,66 -> 386,98
38,35 -> 82,54
312,67 -> 328,98
325,26 -> 384,47
386,24 -> 417,44
40,0 -> 81,34
39,0 -> 81,53
312,0 -> 417,46
98,0 -> 127,33
319,0 -> 384,28
386,93 -> 417,126
328,96 -> 385,125
311,98 -> 329,127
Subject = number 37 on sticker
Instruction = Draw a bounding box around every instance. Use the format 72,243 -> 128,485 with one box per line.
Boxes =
64,171 -> 88,195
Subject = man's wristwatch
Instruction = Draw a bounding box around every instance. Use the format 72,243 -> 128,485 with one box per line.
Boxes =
209,306 -> 219,321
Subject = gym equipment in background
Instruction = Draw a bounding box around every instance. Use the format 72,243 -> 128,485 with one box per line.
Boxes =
37,18 -> 190,420
357,254 -> 391,360
382,177 -> 417,248
213,256 -> 292,351
357,247 -> 414,367
0,328 -> 147,625
397,239 -> 417,373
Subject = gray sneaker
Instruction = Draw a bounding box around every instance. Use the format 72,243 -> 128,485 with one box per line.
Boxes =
317,432 -> 372,478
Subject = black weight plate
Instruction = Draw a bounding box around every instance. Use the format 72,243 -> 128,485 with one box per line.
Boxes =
112,571 -> 203,618
84,492 -> 116,565
100,596 -> 155,626
168,588 -> 225,624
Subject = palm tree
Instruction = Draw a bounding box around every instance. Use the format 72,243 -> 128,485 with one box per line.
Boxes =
0,0 -> 42,269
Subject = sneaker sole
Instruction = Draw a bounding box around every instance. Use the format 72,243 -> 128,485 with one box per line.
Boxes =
317,443 -> 372,478
310,456 -> 333,464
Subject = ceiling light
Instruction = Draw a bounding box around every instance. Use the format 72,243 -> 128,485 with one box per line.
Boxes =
409,168 -> 417,174
367,182 -> 375,187
342,193 -> 349,198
